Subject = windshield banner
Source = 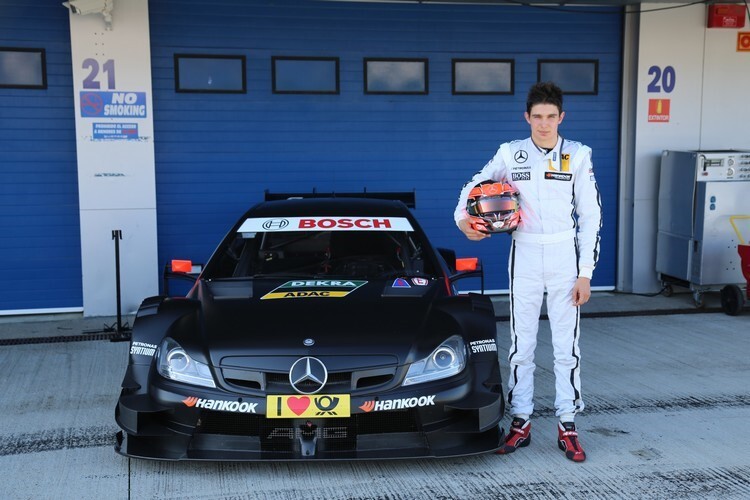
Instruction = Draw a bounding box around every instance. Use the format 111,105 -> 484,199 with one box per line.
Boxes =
238,216 -> 414,233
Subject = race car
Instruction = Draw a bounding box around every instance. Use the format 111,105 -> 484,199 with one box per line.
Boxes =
115,196 -> 505,460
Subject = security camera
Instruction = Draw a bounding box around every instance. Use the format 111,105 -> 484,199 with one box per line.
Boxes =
62,0 -> 113,30
62,0 -> 108,16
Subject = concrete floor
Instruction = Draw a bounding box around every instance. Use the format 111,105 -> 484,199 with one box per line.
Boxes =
0,291 -> 748,499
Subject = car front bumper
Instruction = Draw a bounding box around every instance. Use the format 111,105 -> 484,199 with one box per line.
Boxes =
115,363 -> 504,461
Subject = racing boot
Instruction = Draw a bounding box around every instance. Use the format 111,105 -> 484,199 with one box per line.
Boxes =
557,421 -> 586,462
496,417 -> 531,454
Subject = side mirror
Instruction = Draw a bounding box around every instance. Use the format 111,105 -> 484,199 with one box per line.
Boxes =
170,259 -> 202,274
437,248 -> 484,294
164,259 -> 203,296
455,257 -> 478,272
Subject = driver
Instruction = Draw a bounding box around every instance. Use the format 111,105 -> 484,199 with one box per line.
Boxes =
453,82 -> 602,463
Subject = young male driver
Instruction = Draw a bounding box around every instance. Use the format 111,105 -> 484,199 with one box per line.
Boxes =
454,82 -> 602,462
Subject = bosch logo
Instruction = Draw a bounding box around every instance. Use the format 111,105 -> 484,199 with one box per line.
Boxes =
514,150 -> 528,163
289,357 -> 328,395
262,219 -> 289,231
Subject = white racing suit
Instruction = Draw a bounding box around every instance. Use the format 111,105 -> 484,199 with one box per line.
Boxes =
454,136 -> 602,419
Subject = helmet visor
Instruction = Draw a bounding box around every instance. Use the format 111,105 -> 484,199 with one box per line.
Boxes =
475,195 -> 518,215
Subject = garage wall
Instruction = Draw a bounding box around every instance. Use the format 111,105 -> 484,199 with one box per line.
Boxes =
0,2 -> 82,313
148,0 -> 623,292
624,2 -> 750,293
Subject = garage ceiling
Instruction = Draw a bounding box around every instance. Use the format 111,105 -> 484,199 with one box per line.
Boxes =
320,0 -> 730,6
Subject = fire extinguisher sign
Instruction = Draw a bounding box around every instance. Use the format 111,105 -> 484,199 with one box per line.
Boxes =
738,33 -> 750,52
646,65 -> 674,123
648,99 -> 670,123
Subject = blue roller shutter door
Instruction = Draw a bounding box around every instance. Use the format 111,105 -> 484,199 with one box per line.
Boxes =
150,0 -> 621,291
0,5 -> 81,312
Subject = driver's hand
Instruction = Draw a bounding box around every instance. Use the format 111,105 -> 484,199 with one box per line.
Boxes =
458,218 -> 490,241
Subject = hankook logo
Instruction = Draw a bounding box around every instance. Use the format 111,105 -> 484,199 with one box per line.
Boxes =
262,219 -> 289,231
289,357 -> 328,395
514,150 -> 528,163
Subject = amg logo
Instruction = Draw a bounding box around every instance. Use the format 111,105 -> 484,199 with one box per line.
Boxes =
512,172 -> 531,181
266,427 -> 348,440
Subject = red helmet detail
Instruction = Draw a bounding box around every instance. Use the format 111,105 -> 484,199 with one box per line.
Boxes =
466,181 -> 521,234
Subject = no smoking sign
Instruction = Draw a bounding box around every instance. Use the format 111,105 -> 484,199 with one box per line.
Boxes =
739,32 -> 750,52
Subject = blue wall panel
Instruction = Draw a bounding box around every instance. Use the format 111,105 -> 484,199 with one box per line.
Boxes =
150,0 -> 622,291
0,1 -> 81,311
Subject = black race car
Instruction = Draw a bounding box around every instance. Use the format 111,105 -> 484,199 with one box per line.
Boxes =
115,196 -> 505,460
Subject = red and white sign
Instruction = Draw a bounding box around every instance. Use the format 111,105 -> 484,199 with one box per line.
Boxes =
738,32 -> 750,52
238,216 -> 414,233
648,99 -> 670,122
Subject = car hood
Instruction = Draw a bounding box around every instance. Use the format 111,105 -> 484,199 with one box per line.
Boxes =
193,277 -> 447,366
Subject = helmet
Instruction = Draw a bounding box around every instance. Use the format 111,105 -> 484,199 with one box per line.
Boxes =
466,181 -> 521,233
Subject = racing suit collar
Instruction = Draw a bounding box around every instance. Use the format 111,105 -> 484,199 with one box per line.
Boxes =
530,135 -> 563,155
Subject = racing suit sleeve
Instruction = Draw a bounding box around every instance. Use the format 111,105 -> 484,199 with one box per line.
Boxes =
454,143 -> 510,227
572,146 -> 602,279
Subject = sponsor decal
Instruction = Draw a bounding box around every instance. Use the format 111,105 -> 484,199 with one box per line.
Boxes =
238,216 -> 414,233
262,219 -> 289,231
267,394 -> 350,418
512,171 -> 531,181
411,277 -> 429,286
392,278 -> 411,288
359,395 -> 436,412
182,397 -> 258,413
130,341 -> 156,357
470,339 -> 498,354
545,171 -> 573,182
514,150 -> 528,163
561,153 -> 570,172
261,280 -> 366,300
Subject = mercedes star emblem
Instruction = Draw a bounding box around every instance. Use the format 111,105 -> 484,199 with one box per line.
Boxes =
514,150 -> 528,163
289,356 -> 328,395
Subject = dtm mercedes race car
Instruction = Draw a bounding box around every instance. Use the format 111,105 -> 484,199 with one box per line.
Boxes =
115,196 -> 505,460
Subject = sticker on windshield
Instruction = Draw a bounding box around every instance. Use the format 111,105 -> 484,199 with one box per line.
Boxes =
238,216 -> 414,233
261,280 -> 368,300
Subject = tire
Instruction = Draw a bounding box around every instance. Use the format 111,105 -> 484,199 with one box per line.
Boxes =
720,285 -> 744,316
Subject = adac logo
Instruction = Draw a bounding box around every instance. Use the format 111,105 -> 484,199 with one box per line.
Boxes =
514,150 -> 528,163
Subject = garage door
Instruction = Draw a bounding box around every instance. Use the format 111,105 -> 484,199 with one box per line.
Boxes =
0,6 -> 82,313
149,0 -> 622,291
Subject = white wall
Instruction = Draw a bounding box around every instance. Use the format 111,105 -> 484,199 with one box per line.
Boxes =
69,0 -> 158,316
624,3 -> 750,293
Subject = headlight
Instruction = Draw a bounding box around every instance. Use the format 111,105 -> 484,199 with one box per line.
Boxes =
156,337 -> 216,388
403,335 -> 466,386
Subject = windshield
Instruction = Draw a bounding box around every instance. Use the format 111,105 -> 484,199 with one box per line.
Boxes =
207,228 -> 437,280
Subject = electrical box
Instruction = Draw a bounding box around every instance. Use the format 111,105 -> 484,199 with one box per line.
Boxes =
707,4 -> 746,28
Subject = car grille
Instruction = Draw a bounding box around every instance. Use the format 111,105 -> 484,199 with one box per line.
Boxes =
195,409 -> 419,454
221,368 -> 397,394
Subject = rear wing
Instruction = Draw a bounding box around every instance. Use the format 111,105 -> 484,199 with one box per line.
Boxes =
264,189 -> 416,208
